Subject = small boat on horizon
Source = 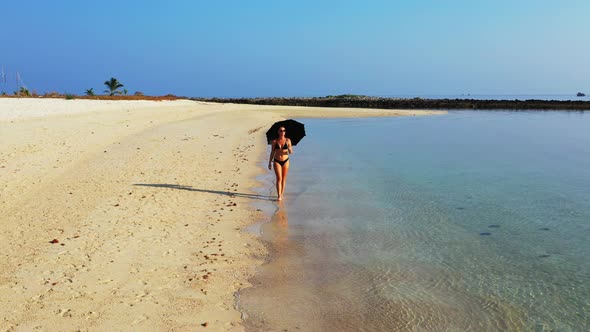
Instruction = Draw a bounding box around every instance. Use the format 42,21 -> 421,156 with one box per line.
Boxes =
576,92 -> 586,97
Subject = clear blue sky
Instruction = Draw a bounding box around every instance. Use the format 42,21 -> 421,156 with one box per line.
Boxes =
2,0 -> 589,97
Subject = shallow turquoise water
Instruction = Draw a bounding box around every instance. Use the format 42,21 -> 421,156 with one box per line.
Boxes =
240,111 -> 590,331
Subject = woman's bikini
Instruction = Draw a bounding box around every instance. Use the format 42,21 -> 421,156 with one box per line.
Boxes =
273,141 -> 289,166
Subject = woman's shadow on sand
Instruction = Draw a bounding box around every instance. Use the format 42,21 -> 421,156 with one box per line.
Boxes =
133,183 -> 275,201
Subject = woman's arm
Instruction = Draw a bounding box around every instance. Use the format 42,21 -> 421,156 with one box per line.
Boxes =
287,138 -> 293,154
268,140 -> 276,169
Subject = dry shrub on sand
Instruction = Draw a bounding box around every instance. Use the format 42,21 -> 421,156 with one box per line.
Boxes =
44,92 -> 62,98
78,94 -> 181,101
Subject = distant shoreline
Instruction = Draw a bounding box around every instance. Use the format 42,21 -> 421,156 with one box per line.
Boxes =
192,95 -> 590,111
0,94 -> 181,101
3,94 -> 589,110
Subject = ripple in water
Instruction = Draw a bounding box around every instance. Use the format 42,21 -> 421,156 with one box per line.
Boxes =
239,113 -> 590,331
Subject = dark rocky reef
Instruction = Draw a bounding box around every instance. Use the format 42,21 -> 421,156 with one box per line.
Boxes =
192,95 -> 590,111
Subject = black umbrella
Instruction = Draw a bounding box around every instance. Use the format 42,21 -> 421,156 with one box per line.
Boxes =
266,119 -> 306,146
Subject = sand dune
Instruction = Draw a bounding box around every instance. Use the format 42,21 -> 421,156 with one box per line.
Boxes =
0,98 -> 443,331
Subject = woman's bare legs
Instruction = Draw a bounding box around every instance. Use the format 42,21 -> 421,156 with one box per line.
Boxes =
273,162 -> 283,201
280,161 -> 290,200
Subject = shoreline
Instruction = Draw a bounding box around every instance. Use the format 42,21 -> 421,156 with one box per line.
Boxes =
0,98 -> 444,330
193,96 -> 590,111
238,113 -> 590,331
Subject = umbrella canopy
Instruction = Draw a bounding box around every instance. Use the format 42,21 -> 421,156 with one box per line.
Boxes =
266,119 -> 306,146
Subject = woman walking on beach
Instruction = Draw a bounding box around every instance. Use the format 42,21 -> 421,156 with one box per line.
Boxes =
268,126 -> 292,201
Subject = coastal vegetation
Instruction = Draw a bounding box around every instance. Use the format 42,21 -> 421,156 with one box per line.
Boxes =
0,73 -> 179,100
16,87 -> 31,97
192,95 -> 590,111
0,68 -> 586,109
103,77 -> 124,96
0,92 -> 180,101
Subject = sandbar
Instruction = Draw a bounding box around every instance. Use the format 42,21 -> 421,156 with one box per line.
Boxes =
0,98 -> 444,331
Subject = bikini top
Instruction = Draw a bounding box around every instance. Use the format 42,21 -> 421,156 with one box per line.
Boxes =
275,141 -> 288,149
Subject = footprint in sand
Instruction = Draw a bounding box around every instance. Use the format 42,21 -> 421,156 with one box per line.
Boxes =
132,315 -> 149,325
83,311 -> 98,321
57,308 -> 73,317
135,291 -> 149,301
98,279 -> 114,285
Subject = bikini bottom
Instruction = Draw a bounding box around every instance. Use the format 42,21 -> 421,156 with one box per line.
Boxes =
273,158 -> 289,166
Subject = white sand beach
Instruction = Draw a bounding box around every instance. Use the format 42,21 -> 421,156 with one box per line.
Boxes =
0,98 -> 444,331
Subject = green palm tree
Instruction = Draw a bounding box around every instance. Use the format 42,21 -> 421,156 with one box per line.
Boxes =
85,88 -> 95,96
19,87 -> 30,96
103,77 -> 124,96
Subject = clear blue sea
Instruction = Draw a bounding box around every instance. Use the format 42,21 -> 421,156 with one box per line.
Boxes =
239,111 -> 590,331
